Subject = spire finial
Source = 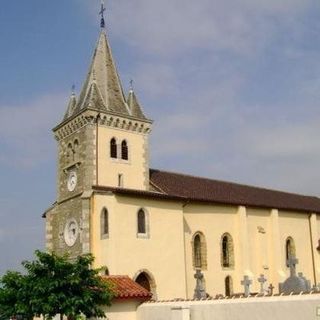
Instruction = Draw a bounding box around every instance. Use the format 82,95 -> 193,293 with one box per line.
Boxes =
129,79 -> 134,92
71,84 -> 76,95
99,0 -> 106,29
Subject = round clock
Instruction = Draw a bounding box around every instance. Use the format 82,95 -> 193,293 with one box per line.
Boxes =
67,171 -> 77,192
64,219 -> 79,247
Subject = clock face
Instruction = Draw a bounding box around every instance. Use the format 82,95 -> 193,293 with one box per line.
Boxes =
67,171 -> 77,192
64,219 -> 79,247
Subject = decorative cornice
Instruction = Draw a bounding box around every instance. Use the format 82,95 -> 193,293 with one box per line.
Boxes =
54,109 -> 152,141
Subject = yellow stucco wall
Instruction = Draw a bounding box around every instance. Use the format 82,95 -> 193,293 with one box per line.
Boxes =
89,188 -> 320,300
91,194 -> 187,300
97,126 -> 149,190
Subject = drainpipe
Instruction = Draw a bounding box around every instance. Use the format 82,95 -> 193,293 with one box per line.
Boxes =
308,213 -> 317,286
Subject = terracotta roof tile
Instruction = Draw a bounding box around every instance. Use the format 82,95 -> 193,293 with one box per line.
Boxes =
103,275 -> 152,301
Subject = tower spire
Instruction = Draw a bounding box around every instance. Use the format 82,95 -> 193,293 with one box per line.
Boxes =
99,0 -> 106,29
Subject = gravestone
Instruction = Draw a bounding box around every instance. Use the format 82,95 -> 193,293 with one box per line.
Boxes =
268,283 -> 275,295
298,272 -> 311,291
258,274 -> 267,294
279,257 -> 310,294
193,269 -> 206,299
241,275 -> 252,297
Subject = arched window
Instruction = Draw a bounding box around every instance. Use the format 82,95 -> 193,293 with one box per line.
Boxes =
192,232 -> 207,270
101,208 -> 109,238
110,138 -> 117,158
121,140 -> 128,160
194,235 -> 202,268
221,233 -> 234,268
286,237 -> 296,266
138,209 -> 146,234
225,276 -> 233,297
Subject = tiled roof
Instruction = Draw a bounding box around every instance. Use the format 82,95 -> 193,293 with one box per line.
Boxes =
103,275 -> 152,300
94,169 -> 320,213
149,169 -> 320,213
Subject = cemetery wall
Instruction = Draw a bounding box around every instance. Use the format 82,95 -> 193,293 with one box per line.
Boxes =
137,294 -> 320,320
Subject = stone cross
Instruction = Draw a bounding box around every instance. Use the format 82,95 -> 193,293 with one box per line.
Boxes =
194,269 -> 206,299
241,275 -> 252,297
287,256 -> 299,277
268,283 -> 275,295
258,274 -> 267,294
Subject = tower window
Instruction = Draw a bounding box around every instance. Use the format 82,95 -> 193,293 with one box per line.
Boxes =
101,208 -> 109,239
121,140 -> 128,160
73,139 -> 79,161
110,138 -> 117,158
118,174 -> 123,187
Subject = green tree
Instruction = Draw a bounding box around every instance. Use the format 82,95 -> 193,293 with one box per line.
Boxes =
0,251 -> 113,320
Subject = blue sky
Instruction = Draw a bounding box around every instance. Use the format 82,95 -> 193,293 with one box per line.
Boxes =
1,0 -> 320,274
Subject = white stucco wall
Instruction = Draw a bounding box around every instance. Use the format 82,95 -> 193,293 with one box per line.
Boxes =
137,294 -> 320,320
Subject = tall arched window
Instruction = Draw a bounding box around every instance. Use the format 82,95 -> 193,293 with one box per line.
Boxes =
285,237 -> 296,266
137,209 -> 146,234
121,140 -> 128,160
101,208 -> 109,238
192,232 -> 207,269
110,138 -> 117,158
225,276 -> 233,297
194,235 -> 202,268
221,233 -> 234,268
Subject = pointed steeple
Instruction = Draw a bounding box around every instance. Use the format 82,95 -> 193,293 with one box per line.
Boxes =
127,84 -> 147,120
74,30 -> 130,116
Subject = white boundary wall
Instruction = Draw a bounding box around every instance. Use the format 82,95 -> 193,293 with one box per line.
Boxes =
137,295 -> 320,320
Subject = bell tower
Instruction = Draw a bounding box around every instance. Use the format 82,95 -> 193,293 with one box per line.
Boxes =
45,4 -> 152,257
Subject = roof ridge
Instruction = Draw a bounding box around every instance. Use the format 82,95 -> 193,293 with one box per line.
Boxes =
150,168 -> 320,199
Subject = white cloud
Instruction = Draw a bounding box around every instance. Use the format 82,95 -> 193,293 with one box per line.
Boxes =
0,93 -> 67,168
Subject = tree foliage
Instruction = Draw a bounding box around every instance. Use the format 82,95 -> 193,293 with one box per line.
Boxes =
0,251 -> 113,320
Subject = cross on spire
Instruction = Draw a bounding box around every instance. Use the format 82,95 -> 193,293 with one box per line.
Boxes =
99,0 -> 106,29
129,79 -> 134,92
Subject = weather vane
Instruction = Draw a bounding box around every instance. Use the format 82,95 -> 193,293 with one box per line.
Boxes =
99,0 -> 106,29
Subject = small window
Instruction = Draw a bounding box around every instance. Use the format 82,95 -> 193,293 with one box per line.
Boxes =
67,143 -> 73,162
118,174 -> 123,187
138,209 -> 146,234
73,139 -> 79,161
121,140 -> 128,160
110,138 -> 117,159
101,208 -> 109,238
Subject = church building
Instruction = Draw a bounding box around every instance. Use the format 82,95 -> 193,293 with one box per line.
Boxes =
44,7 -> 320,301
